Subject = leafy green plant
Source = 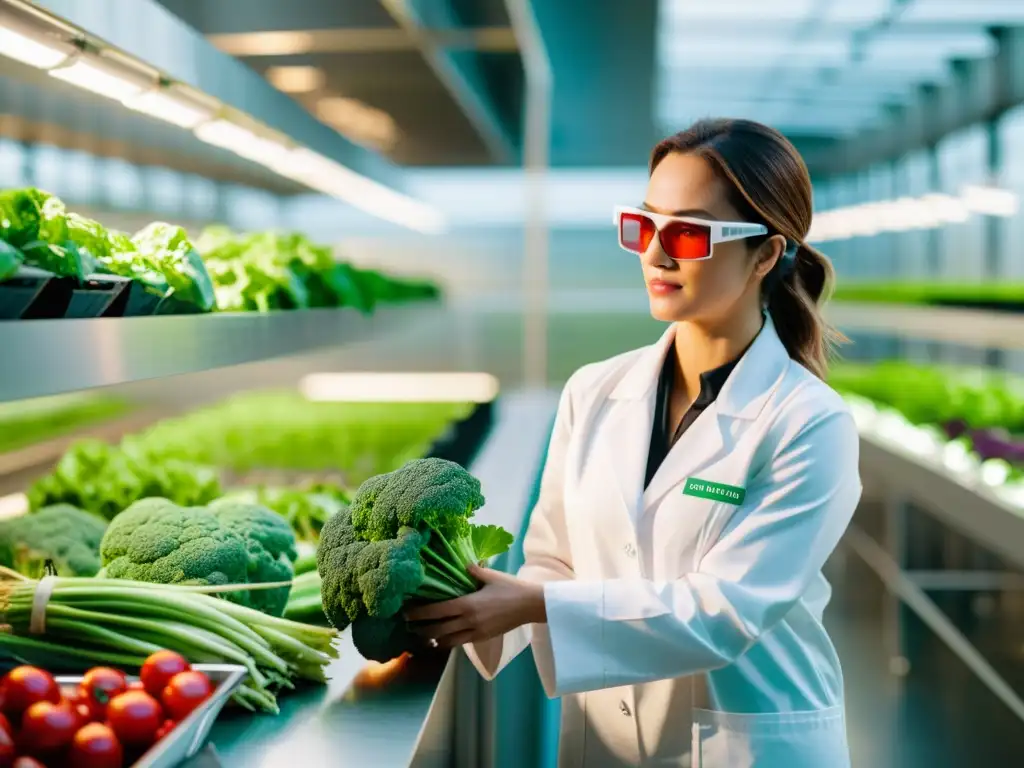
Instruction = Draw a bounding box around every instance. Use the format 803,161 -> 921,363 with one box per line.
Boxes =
27,439 -> 222,519
0,392 -> 131,454
131,393 -> 471,483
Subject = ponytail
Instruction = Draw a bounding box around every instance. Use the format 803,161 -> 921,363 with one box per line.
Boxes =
766,243 -> 846,380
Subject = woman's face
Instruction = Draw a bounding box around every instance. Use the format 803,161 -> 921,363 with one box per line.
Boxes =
640,152 -> 774,325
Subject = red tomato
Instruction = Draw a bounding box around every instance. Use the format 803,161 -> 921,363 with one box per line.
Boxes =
13,758 -> 47,768
0,727 -> 14,768
126,681 -> 145,692
161,671 -> 211,722
19,700 -> 78,754
62,687 -> 101,725
69,722 -> 123,768
0,712 -> 10,735
140,651 -> 189,700
78,668 -> 127,718
105,691 -> 161,747
153,718 -> 176,742
0,667 -> 59,720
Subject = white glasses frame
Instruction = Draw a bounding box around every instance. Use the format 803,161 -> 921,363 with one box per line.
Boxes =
613,205 -> 768,260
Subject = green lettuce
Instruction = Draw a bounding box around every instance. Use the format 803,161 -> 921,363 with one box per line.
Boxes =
0,241 -> 22,282
0,189 -> 95,280
131,222 -> 215,311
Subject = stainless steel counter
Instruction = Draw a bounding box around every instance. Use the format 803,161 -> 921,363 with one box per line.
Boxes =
202,391 -> 560,768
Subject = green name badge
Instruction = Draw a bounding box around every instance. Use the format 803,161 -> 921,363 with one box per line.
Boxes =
683,477 -> 746,505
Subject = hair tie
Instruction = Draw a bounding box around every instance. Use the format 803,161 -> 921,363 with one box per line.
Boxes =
779,241 -> 799,277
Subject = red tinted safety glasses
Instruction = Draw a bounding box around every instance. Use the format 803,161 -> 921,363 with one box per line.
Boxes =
614,206 -> 768,261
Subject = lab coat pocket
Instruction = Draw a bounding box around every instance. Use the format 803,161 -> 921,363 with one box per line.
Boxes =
691,705 -> 848,768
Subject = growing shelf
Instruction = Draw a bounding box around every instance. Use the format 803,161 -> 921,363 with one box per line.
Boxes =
858,429 -> 1024,572
826,302 -> 1024,350
0,305 -> 445,403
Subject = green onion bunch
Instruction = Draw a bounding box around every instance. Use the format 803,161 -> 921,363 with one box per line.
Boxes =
0,572 -> 338,714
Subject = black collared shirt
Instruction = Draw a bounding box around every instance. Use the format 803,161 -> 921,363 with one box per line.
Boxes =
644,350 -> 739,489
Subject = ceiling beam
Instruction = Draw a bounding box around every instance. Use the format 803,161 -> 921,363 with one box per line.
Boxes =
377,0 -> 517,164
207,26 -> 518,56
805,27 -> 1024,177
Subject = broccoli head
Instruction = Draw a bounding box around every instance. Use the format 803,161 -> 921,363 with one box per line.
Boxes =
209,499 -> 297,616
100,497 -> 299,616
354,527 -> 427,618
317,506 -> 370,630
0,504 -> 107,577
349,457 -> 485,542
100,498 -> 249,590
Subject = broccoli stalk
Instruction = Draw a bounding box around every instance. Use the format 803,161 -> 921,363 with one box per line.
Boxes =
417,525 -> 478,600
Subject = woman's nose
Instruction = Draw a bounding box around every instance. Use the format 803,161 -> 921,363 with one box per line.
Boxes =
642,235 -> 675,269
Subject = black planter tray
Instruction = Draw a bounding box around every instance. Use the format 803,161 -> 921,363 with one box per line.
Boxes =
0,266 -> 53,320
64,274 -> 130,319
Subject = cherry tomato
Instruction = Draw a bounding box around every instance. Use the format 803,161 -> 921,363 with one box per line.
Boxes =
69,722 -> 123,768
153,718 -> 176,742
161,671 -> 211,722
126,681 -> 145,693
140,651 -> 189,700
62,687 -> 100,725
0,712 -> 10,735
13,758 -> 47,768
0,726 -> 14,768
19,700 -> 78,754
78,668 -> 127,719
0,667 -> 59,720
105,690 -> 161,747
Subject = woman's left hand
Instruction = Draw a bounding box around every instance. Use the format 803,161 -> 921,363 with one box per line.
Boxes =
405,565 -> 546,649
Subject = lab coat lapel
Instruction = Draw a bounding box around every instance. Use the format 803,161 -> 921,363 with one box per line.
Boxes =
641,315 -> 791,512
604,325 -> 676,522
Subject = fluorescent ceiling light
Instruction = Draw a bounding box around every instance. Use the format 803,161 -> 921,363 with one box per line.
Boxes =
962,185 -> 1019,217
300,373 -> 499,403
266,65 -> 325,93
124,89 -> 216,129
49,55 -> 149,101
0,24 -> 69,69
195,119 -> 293,167
282,148 -> 447,234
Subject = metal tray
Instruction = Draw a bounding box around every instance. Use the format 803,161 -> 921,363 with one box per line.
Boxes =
57,663 -> 247,768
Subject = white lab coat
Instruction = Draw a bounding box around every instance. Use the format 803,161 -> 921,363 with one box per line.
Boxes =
466,316 -> 861,767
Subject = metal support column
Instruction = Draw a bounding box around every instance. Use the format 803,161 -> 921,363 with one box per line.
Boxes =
882,493 -> 910,676
504,0 -> 553,390
983,120 -> 1006,370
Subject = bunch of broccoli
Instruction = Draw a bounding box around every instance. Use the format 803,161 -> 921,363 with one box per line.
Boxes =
99,497 -> 298,617
317,460 -> 512,663
0,504 -> 108,577
317,457 -> 513,662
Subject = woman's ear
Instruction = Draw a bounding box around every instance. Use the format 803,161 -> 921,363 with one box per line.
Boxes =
753,234 -> 787,280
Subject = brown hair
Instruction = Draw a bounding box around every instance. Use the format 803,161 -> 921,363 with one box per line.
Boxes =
650,118 -> 846,379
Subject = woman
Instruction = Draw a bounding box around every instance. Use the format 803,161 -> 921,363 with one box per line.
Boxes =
408,118 -> 862,767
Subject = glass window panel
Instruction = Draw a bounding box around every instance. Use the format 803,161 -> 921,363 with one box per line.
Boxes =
63,151 -> 96,206
32,145 -> 69,199
900,0 -> 1024,24
0,140 -> 27,189
99,158 -> 144,211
